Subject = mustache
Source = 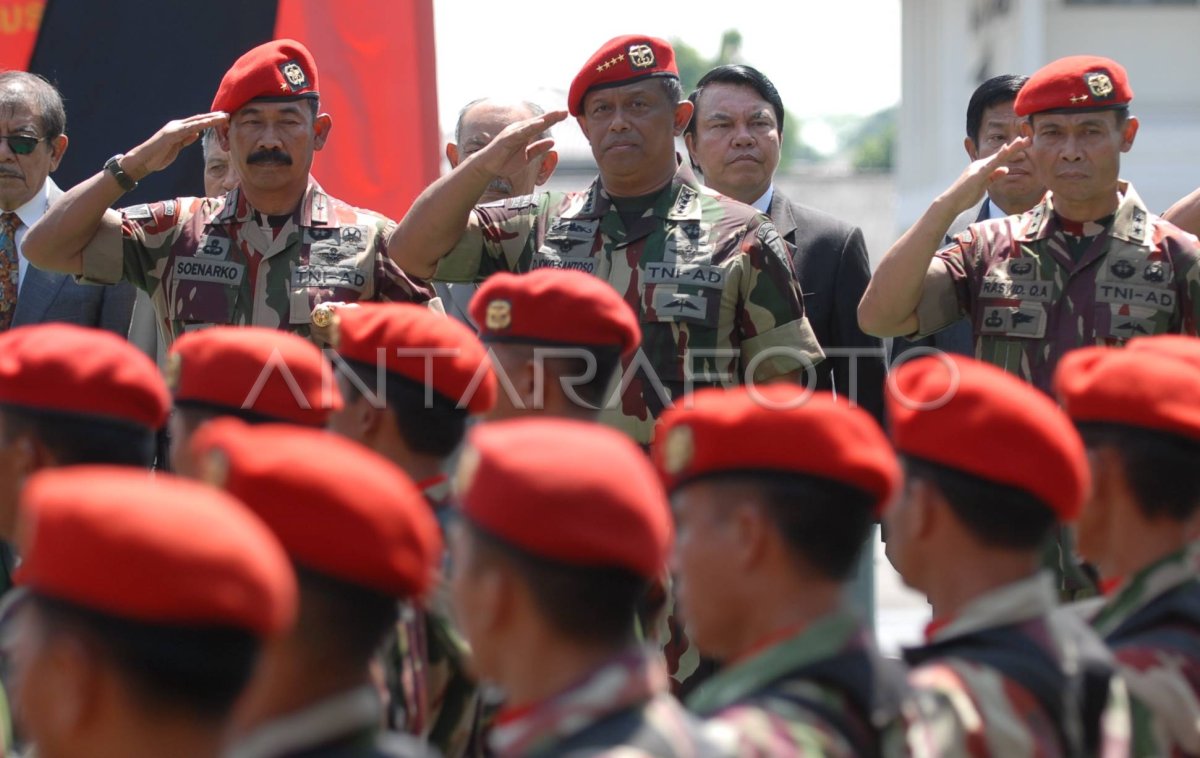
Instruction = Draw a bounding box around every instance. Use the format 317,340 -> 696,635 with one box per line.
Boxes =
0,168 -> 22,178
246,149 -> 293,166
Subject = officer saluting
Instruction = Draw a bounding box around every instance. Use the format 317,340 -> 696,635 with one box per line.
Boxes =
23,39 -> 431,347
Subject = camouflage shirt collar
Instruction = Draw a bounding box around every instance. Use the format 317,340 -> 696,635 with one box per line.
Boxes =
579,156 -> 706,222
927,571 -> 1057,643
227,685 -> 380,758
1020,180 -> 1149,245
685,610 -> 862,716
212,178 -> 336,229
489,646 -> 666,757
1090,543 -> 1200,637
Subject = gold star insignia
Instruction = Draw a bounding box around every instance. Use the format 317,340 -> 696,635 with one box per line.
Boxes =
596,64 -> 605,73
617,53 -> 625,61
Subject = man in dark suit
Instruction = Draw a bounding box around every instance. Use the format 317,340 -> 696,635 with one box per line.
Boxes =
685,64 -> 885,420
0,71 -> 135,334
890,74 -> 1043,359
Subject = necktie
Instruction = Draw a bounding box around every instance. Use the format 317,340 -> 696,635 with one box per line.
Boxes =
0,213 -> 19,331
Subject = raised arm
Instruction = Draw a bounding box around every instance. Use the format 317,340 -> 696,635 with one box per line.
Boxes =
387,110 -> 567,280
857,138 -> 1031,337
24,112 -> 227,275
1164,186 -> 1200,237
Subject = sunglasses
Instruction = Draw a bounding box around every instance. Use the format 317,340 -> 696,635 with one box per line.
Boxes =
0,135 -> 46,156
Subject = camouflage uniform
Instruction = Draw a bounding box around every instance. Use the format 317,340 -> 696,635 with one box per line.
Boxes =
385,477 -> 485,757
1081,545 -> 1200,757
78,182 -> 431,347
433,161 -> 823,445
488,646 -> 734,757
914,182 -> 1200,394
686,610 -> 914,757
903,572 -> 1133,756
228,685 -> 434,758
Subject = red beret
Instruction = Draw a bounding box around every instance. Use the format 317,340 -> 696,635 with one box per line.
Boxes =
0,324 -> 168,429
212,38 -> 319,115
470,270 -> 641,357
191,419 -> 442,599
568,35 -> 678,116
1055,335 -> 1200,442
333,303 -> 496,415
654,386 -> 900,515
15,466 -> 295,637
456,418 -> 671,578
886,355 -> 1088,522
1015,55 -> 1132,117
169,326 -> 341,427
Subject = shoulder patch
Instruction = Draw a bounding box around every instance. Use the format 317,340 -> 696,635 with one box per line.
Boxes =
123,203 -> 152,220
505,193 -> 539,210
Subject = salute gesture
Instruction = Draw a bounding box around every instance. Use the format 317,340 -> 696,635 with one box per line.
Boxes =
121,112 -> 230,181
937,136 -> 1033,217
459,109 -> 568,185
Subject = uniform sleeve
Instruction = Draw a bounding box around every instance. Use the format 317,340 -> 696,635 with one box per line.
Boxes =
1168,227 -> 1200,336
372,219 -> 434,304
913,232 -> 977,338
79,200 -> 192,293
433,195 -> 541,283
737,220 -> 824,382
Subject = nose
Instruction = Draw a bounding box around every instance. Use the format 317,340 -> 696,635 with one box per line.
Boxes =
0,139 -> 15,162
220,170 -> 240,193
608,105 -> 631,133
731,121 -> 755,148
255,122 -> 284,150
1061,132 -> 1083,162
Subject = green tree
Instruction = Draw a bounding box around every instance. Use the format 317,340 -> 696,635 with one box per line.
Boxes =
845,106 -> 896,171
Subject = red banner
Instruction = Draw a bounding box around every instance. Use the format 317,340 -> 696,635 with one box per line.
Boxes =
0,0 -> 44,72
274,0 -> 440,220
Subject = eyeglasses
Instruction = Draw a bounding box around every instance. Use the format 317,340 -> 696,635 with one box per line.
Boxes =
0,135 -> 46,156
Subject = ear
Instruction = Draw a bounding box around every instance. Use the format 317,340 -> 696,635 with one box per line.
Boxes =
446,143 -> 461,168
1120,116 -> 1139,153
534,151 -> 558,186
312,113 -> 333,151
908,478 -> 939,541
48,134 -> 68,171
1019,119 -> 1034,139
217,121 -> 231,151
517,359 -> 538,410
683,131 -> 697,157
732,501 -> 771,570
41,635 -> 100,738
673,99 -> 695,137
963,136 -> 978,161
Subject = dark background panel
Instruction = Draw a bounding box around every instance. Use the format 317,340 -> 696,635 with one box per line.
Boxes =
28,0 -> 277,203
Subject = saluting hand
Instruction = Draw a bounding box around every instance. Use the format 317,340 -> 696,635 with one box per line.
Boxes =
463,109 -> 569,183
121,112 -> 230,182
938,136 -> 1033,215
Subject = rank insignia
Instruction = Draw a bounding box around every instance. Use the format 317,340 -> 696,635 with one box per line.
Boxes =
628,43 -> 655,70
662,425 -> 694,475
485,299 -> 512,330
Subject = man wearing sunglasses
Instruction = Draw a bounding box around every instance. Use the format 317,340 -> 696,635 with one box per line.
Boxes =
22,39 -> 432,348
0,72 -> 135,336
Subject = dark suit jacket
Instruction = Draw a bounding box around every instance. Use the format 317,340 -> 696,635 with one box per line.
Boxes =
768,189 -> 886,420
12,180 -> 136,335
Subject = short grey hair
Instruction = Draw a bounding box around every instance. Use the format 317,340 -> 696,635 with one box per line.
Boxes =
201,128 -> 220,163
0,71 -> 66,140
453,98 -> 548,145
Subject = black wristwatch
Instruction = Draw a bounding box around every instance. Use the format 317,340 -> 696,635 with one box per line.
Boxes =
104,154 -> 138,193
